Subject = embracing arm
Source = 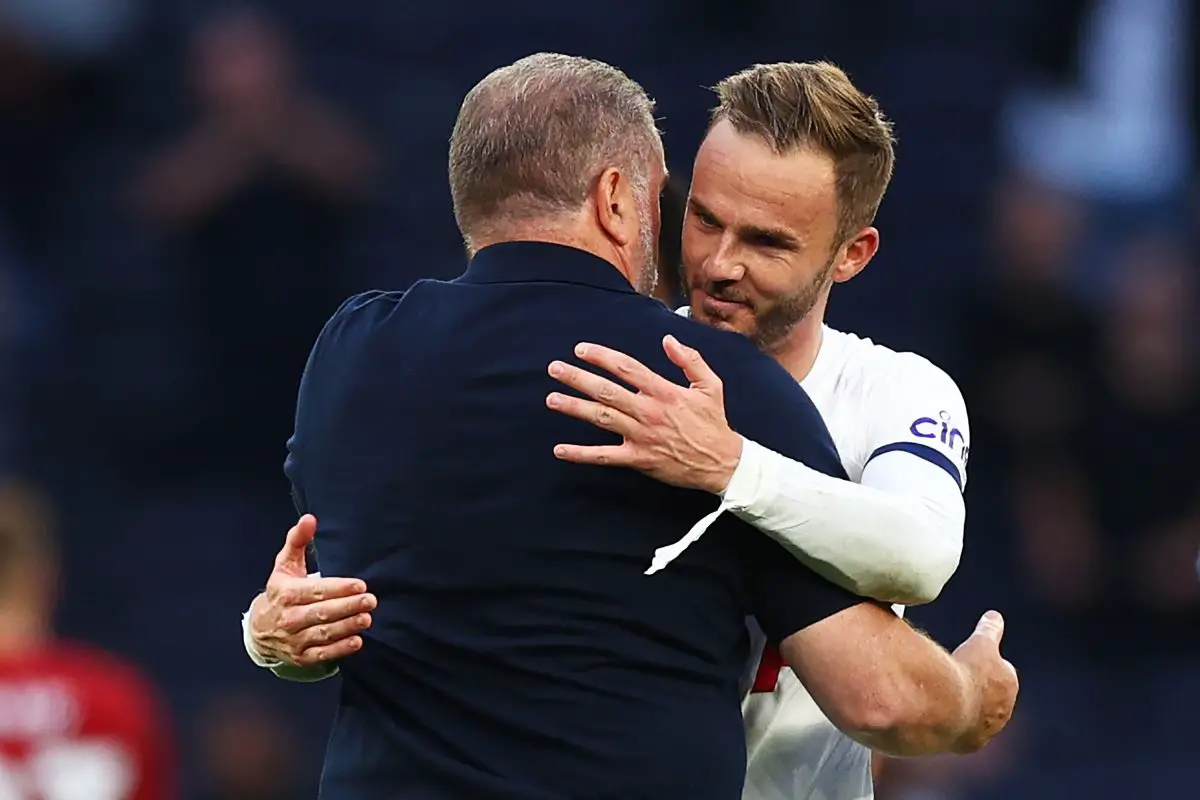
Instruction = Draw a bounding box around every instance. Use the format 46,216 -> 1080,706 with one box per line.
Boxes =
243,590 -> 342,683
722,440 -> 963,605
724,351 -> 970,605
543,334 -> 970,604
241,515 -> 374,682
777,604 -> 1014,756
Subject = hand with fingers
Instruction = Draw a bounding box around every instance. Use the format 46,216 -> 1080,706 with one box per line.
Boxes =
247,514 -> 377,667
949,610 -> 1020,753
545,335 -> 744,494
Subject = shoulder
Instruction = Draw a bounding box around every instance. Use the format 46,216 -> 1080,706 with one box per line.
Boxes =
825,329 -> 971,483
308,287 -> 444,366
828,328 -> 967,417
322,289 -> 408,334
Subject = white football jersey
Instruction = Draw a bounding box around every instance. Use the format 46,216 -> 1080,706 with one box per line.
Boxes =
738,325 -> 970,800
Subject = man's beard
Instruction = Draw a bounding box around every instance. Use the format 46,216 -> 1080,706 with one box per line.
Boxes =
630,196 -> 659,296
692,250 -> 836,352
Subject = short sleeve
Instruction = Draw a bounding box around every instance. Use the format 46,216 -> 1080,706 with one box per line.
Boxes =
861,354 -> 971,491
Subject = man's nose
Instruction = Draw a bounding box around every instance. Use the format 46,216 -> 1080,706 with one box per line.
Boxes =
703,238 -> 745,283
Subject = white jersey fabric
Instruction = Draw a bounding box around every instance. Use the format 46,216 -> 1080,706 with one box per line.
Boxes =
734,324 -> 970,800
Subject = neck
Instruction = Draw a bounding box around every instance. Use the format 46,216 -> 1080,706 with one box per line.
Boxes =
0,610 -> 48,657
768,298 -> 828,382
470,217 -> 635,288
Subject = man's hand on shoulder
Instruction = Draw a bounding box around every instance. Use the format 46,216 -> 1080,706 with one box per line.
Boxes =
545,335 -> 743,494
247,515 -> 376,668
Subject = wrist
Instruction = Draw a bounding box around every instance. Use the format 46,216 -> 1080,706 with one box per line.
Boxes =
948,659 -> 986,753
243,594 -> 283,669
705,430 -> 743,494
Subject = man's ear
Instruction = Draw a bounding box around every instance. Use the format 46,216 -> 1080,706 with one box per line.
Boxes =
592,167 -> 635,247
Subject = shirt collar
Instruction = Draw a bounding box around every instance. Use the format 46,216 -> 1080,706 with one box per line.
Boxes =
459,241 -> 638,295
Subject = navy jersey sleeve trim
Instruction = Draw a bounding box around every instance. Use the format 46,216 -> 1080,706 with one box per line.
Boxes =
866,441 -> 963,491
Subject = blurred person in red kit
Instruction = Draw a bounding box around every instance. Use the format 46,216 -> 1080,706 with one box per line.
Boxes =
0,479 -> 175,800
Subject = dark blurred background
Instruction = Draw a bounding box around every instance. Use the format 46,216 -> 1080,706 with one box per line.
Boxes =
0,0 -> 1195,797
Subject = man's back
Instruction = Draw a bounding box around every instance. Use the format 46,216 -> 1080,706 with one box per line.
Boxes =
287,242 -> 857,799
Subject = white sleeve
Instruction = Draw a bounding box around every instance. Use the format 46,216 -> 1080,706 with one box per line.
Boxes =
241,576 -> 341,683
720,356 -> 968,605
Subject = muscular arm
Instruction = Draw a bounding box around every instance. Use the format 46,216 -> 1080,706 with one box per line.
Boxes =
778,603 -> 981,757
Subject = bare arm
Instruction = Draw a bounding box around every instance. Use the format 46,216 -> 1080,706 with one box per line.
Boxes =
779,604 -> 1016,757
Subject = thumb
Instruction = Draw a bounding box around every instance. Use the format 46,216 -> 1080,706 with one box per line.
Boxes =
971,610 -> 1005,647
663,335 -> 719,391
274,514 -> 317,575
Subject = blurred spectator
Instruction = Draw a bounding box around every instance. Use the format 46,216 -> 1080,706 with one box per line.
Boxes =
0,0 -> 138,61
1003,236 -> 1200,660
0,477 -> 176,799
195,692 -> 305,800
1003,0 -> 1195,299
1075,237 -> 1200,652
1005,0 -> 1192,208
961,175 -> 1099,476
129,6 -> 379,488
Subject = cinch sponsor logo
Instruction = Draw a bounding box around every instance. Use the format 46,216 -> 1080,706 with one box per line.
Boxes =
910,411 -> 968,466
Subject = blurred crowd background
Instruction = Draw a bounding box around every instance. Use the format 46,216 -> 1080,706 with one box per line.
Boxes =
0,0 -> 1195,797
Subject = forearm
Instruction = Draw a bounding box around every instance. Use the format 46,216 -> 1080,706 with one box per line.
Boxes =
843,636 -> 978,756
721,439 -> 962,604
242,592 -> 339,683
781,605 -> 981,757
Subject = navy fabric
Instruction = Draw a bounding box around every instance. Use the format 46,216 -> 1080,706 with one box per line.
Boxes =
286,242 -> 860,799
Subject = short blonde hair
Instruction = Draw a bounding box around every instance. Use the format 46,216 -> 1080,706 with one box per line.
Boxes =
712,62 -> 896,243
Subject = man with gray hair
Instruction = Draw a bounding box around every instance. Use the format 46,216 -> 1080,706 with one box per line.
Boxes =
260,53 -> 1015,799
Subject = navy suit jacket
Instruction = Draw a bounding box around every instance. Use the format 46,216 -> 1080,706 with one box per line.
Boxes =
286,241 -> 861,799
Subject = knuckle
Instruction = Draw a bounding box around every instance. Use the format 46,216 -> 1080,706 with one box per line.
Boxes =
596,407 -> 614,425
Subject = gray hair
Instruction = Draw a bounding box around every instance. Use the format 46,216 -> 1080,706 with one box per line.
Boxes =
449,53 -> 662,245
